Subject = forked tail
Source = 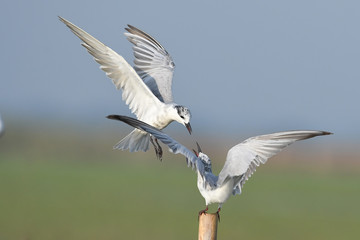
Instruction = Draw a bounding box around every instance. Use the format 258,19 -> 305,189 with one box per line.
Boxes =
113,129 -> 150,152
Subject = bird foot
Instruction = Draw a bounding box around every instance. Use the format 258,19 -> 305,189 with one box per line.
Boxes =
198,209 -> 207,216
198,206 -> 209,220
155,148 -> 163,161
216,208 -> 221,222
155,138 -> 163,161
150,137 -> 163,161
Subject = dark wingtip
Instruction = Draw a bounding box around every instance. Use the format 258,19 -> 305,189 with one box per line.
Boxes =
106,115 -> 121,120
58,16 -> 66,24
106,115 -> 150,133
322,131 -> 333,135
125,24 -> 132,32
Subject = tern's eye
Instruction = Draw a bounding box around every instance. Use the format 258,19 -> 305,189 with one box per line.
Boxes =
180,116 -> 184,119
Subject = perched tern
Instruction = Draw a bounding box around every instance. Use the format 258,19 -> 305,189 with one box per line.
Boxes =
107,115 -> 332,219
59,17 -> 192,160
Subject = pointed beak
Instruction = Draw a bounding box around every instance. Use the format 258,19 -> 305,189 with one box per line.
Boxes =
192,149 -> 199,157
196,142 -> 202,153
185,122 -> 192,134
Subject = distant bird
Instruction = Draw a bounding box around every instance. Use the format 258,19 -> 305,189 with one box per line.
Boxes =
107,115 -> 332,219
0,114 -> 4,137
59,17 -> 192,160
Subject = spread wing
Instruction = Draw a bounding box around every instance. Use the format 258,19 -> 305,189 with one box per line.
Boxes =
124,25 -> 175,103
59,17 -> 164,120
107,115 -> 205,175
217,130 -> 332,195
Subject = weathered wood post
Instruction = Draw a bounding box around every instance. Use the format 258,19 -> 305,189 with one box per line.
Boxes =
198,213 -> 219,240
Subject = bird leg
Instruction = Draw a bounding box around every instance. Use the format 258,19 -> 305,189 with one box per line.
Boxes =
216,207 -> 221,222
154,138 -> 163,160
150,136 -> 162,161
198,205 -> 209,217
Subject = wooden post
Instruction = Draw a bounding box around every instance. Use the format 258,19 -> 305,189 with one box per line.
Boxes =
198,213 -> 218,240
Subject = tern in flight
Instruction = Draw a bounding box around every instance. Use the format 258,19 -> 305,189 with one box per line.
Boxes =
59,17 -> 192,160
107,115 -> 332,219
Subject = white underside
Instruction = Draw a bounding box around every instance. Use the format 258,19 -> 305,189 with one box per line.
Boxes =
197,172 -> 234,206
114,104 -> 178,152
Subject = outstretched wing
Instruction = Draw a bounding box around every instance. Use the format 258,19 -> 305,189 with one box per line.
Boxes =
125,25 -> 175,103
59,17 -> 163,121
217,130 -> 332,195
107,115 -> 205,174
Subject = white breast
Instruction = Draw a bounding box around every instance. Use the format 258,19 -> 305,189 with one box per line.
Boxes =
197,172 -> 234,206
141,104 -> 175,130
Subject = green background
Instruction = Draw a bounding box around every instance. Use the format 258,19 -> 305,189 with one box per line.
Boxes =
0,124 -> 358,239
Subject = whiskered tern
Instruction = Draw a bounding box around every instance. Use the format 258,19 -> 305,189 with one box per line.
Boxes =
107,114 -> 332,219
59,17 -> 192,160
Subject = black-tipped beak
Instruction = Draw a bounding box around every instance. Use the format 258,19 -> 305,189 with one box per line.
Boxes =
196,142 -> 202,153
185,122 -> 192,134
192,149 -> 199,157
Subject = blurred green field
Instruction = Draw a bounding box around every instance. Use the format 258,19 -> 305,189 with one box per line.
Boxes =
0,124 -> 359,239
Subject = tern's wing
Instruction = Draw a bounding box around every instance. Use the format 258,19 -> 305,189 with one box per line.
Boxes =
217,130 -> 332,194
107,115 -> 205,174
125,25 -> 175,103
59,17 -> 163,120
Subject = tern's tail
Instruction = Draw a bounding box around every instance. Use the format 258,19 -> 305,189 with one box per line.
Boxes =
113,129 -> 150,152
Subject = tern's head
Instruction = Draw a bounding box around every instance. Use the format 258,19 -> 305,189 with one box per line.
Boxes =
174,105 -> 192,134
198,152 -> 212,172
193,142 -> 212,172
198,152 -> 211,164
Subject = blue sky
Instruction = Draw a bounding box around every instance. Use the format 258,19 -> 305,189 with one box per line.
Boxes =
1,0 -> 359,141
